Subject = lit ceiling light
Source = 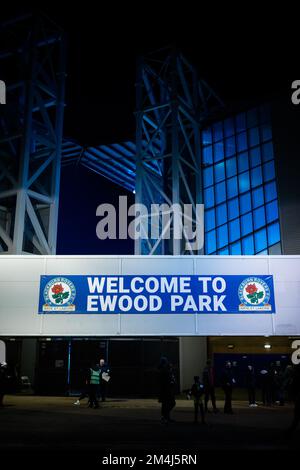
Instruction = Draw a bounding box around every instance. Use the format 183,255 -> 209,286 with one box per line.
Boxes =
227,344 -> 234,349
264,344 -> 272,349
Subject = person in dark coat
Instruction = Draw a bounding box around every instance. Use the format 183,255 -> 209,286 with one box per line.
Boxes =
158,357 -> 176,424
202,359 -> 218,413
190,376 -> 205,424
0,362 -> 9,407
287,364 -> 300,436
282,364 -> 294,403
246,365 -> 257,407
260,366 -> 272,406
221,361 -> 235,414
99,358 -> 111,402
74,367 -> 90,406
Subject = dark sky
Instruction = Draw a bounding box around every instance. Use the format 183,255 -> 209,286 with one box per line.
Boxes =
3,4 -> 294,146
3,4 -> 297,143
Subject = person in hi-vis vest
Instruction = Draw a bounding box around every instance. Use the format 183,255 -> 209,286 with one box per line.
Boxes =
88,363 -> 101,409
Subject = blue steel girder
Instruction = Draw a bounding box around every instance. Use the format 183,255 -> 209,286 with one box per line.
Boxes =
0,13 -> 66,254
135,48 -> 224,256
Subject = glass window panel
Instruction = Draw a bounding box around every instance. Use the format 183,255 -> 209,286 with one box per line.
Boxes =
203,166 -> 213,188
247,108 -> 258,127
261,124 -> 272,142
216,203 -> 227,226
248,127 -> 260,147
237,152 -> 249,173
228,198 -> 239,220
264,181 -> 277,202
240,192 -> 251,214
203,145 -> 213,165
217,225 -> 228,249
205,231 -> 216,254
230,241 -> 242,255
267,222 -> 280,246
214,162 -> 225,183
213,122 -> 223,142
263,161 -> 275,182
268,242 -> 281,255
238,171 -> 250,193
253,206 -> 266,230
225,136 -> 236,157
227,176 -> 238,199
204,187 -> 215,208
242,235 -> 254,255
226,157 -> 237,177
254,228 -> 267,252
241,212 -> 253,236
224,118 -> 235,137
266,200 -> 279,223
262,141 -> 274,162
235,113 -> 246,133
229,219 -> 240,242
257,250 -> 268,255
214,142 -> 224,162
215,181 -> 226,204
205,208 -> 216,231
251,166 -> 263,188
202,128 -> 212,145
252,186 -> 264,208
249,147 -> 261,168
237,131 -> 247,152
218,247 -> 229,255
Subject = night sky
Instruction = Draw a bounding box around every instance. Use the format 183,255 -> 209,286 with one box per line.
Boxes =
2,5 -> 299,255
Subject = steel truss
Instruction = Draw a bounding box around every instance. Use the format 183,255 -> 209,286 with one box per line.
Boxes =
0,13 -> 66,254
135,48 -> 223,255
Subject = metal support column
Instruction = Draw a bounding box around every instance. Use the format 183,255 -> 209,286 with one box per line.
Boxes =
135,47 -> 223,255
0,13 -> 66,254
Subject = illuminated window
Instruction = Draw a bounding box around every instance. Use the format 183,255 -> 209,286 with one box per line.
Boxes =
202,104 -> 281,255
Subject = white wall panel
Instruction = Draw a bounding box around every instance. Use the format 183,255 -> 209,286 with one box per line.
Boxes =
0,255 -> 299,336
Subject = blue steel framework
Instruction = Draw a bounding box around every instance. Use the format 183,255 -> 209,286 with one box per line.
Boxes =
135,48 -> 224,255
202,105 -> 282,255
61,104 -> 282,258
0,19 -> 278,258
0,13 -> 66,254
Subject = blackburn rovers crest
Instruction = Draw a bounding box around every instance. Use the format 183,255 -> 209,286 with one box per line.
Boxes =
42,277 -> 76,312
238,277 -> 271,311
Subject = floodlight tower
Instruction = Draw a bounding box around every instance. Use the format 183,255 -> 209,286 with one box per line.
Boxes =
0,13 -> 66,254
135,47 -> 223,255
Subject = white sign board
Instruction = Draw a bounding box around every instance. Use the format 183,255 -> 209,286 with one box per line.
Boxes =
0,255 -> 299,337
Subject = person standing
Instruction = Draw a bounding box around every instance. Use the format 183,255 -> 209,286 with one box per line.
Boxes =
287,364 -> 300,436
99,358 -> 111,402
190,376 -> 205,424
260,365 -> 272,406
246,365 -> 257,407
0,362 -> 9,407
221,361 -> 235,414
202,359 -> 218,413
74,366 -> 90,406
88,363 -> 100,409
158,357 -> 176,424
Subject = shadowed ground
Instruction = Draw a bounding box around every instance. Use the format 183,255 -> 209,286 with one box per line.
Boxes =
0,396 -> 299,463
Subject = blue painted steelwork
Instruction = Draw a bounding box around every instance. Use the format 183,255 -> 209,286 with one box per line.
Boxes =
0,13 -> 66,254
